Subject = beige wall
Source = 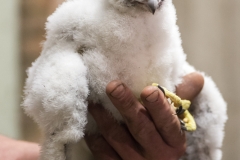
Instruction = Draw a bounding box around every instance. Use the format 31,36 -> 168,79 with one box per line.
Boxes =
174,0 -> 240,159
20,0 -> 63,142
0,0 -> 21,139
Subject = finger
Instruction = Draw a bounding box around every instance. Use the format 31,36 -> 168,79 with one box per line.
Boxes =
88,103 -> 144,160
176,72 -> 204,101
141,86 -> 186,150
106,80 -> 168,157
140,72 -> 204,150
85,133 -> 121,160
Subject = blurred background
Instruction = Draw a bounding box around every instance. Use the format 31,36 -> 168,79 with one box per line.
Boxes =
0,0 -> 239,159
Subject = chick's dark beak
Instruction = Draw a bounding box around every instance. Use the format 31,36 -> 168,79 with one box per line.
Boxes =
147,0 -> 160,14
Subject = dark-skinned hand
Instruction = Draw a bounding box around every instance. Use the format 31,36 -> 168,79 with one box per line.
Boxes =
85,72 -> 204,160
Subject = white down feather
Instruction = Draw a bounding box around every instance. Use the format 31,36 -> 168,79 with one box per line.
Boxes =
23,0 -> 227,159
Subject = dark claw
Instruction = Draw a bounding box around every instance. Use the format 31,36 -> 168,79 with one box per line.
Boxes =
180,119 -> 187,131
180,119 -> 185,125
181,125 -> 187,131
157,85 -> 165,95
176,106 -> 186,115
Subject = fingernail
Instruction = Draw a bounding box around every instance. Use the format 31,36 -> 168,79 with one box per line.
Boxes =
146,90 -> 159,102
110,84 -> 125,98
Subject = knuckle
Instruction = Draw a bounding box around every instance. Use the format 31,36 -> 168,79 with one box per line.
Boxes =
118,93 -> 137,110
128,115 -> 153,139
157,115 -> 177,134
102,124 -> 125,141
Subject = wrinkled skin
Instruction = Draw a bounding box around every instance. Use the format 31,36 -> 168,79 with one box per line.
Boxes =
0,72 -> 203,160
85,72 -> 204,160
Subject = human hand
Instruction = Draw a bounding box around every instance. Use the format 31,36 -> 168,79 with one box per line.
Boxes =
85,72 -> 204,160
0,135 -> 40,160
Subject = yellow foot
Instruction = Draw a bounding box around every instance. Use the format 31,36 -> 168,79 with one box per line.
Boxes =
152,83 -> 197,132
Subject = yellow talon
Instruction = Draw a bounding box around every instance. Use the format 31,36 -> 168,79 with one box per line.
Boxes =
152,83 -> 197,132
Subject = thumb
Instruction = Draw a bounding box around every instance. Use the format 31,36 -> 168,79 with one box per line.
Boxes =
176,72 -> 204,101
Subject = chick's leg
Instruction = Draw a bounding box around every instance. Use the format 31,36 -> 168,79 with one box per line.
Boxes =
24,50 -> 89,160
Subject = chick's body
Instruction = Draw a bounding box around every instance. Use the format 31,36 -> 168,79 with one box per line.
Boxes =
23,0 -> 227,160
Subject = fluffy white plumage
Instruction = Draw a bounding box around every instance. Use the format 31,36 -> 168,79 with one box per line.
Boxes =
23,0 -> 227,159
